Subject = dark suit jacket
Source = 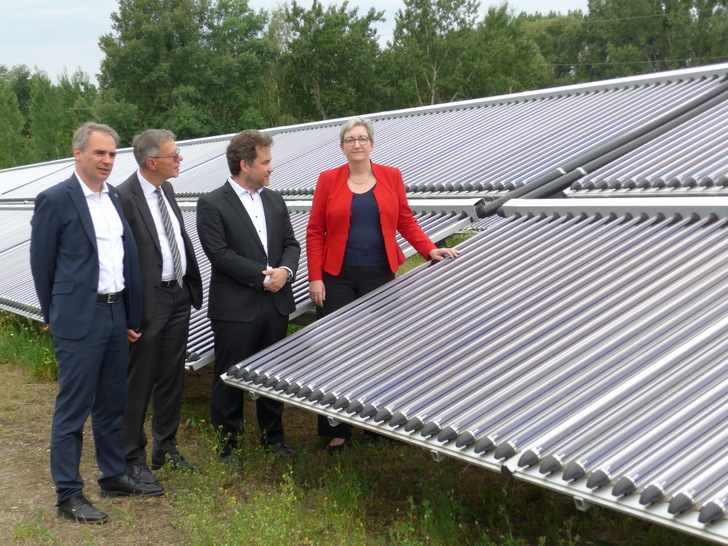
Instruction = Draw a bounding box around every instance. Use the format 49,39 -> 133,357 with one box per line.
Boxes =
117,172 -> 202,331
30,174 -> 142,340
196,180 -> 300,323
306,162 -> 436,280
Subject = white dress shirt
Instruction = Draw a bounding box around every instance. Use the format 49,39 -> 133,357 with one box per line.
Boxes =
138,170 -> 187,282
228,178 -> 272,282
79,173 -> 125,293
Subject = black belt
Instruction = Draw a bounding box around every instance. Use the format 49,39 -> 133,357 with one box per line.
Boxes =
97,291 -> 124,304
160,280 -> 179,288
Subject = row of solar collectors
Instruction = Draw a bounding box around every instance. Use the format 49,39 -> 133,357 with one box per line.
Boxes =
0,206 -> 471,369
222,200 -> 728,542
2,67 -> 728,203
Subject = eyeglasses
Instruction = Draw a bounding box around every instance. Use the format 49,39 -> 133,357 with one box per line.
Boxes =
152,149 -> 182,162
342,137 -> 371,147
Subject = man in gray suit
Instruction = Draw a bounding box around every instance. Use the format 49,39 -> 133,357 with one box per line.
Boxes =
196,130 -> 300,463
118,130 -> 203,486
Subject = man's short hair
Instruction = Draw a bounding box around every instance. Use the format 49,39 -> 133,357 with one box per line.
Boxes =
227,130 -> 273,175
72,122 -> 120,151
132,129 -> 176,168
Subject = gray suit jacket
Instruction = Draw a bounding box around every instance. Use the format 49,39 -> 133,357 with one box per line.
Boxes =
117,172 -> 202,331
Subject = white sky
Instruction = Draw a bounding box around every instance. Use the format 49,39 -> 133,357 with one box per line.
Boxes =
0,0 -> 588,84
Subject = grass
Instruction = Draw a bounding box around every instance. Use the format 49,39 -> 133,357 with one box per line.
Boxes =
0,312 -> 708,545
0,311 -> 56,380
0,233 -> 710,545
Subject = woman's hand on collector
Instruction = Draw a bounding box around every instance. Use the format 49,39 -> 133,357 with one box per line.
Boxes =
429,248 -> 459,261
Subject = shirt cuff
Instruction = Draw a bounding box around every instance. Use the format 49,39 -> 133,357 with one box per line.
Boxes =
280,266 -> 293,283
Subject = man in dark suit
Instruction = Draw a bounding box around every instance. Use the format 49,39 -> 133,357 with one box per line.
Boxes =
117,129 -> 203,486
30,122 -> 164,525
196,130 -> 300,463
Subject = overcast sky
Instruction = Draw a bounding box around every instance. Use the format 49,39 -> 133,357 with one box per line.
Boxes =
0,0 -> 588,83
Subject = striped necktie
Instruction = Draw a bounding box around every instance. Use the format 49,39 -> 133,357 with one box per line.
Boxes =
155,187 -> 183,286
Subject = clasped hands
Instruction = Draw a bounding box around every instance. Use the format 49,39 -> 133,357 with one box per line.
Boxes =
262,268 -> 288,293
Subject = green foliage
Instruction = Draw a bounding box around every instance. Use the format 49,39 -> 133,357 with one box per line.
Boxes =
27,70 -> 97,162
2,0 -> 728,168
524,0 -> 728,82
99,0 -> 269,141
468,5 -> 554,97
10,510 -> 59,542
519,12 -> 588,85
0,79 -> 28,169
279,0 -> 385,121
387,0 -> 482,106
0,312 -> 57,380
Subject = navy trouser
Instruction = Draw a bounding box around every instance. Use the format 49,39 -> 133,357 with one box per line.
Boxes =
51,299 -> 128,504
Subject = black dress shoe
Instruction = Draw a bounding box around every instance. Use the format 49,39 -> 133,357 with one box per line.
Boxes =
151,451 -> 194,471
221,453 -> 243,471
266,441 -> 299,459
127,464 -> 159,485
100,472 -> 165,497
57,494 -> 108,524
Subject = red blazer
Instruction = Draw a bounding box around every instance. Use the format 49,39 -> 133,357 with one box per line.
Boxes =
307,162 -> 436,281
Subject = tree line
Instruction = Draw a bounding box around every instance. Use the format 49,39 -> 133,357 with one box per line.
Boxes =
1,0 -> 727,170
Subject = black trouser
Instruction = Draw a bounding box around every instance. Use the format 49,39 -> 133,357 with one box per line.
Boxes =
211,294 -> 289,456
124,283 -> 191,465
317,263 -> 394,440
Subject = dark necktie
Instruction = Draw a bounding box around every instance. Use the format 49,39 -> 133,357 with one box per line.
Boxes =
155,187 -> 183,285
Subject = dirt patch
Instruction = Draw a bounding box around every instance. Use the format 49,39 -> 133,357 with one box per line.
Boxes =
0,361 -> 184,544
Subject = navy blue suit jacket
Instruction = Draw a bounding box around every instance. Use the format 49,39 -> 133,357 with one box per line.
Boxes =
30,174 -> 142,340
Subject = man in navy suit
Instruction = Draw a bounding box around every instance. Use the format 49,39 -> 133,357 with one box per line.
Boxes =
30,122 -> 164,525
118,129 -> 202,484
196,130 -> 300,463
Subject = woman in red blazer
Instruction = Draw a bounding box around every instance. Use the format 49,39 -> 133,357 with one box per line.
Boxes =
307,117 -> 459,453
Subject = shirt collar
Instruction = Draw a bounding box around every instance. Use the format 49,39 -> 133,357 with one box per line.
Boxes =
228,177 -> 264,198
76,171 -> 109,197
137,169 -> 159,196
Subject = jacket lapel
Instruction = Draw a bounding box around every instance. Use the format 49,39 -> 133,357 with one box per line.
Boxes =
131,174 -> 162,254
223,182 -> 265,253
67,175 -> 97,251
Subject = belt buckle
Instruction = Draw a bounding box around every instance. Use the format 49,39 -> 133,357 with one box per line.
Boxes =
106,293 -> 115,304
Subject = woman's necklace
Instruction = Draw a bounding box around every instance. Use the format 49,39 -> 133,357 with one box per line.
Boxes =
348,172 -> 372,185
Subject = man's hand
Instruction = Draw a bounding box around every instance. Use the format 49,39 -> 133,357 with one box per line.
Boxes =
262,268 -> 288,293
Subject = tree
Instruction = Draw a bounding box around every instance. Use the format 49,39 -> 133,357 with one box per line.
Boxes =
99,0 -> 269,139
0,79 -> 28,168
26,71 -> 96,162
580,0 -> 728,80
521,10 -> 589,85
255,7 -> 299,128
386,0 -> 482,106
279,0 -> 385,121
464,5 -> 554,97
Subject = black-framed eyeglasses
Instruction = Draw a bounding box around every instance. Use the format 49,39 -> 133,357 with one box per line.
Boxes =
342,137 -> 370,147
152,149 -> 182,161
